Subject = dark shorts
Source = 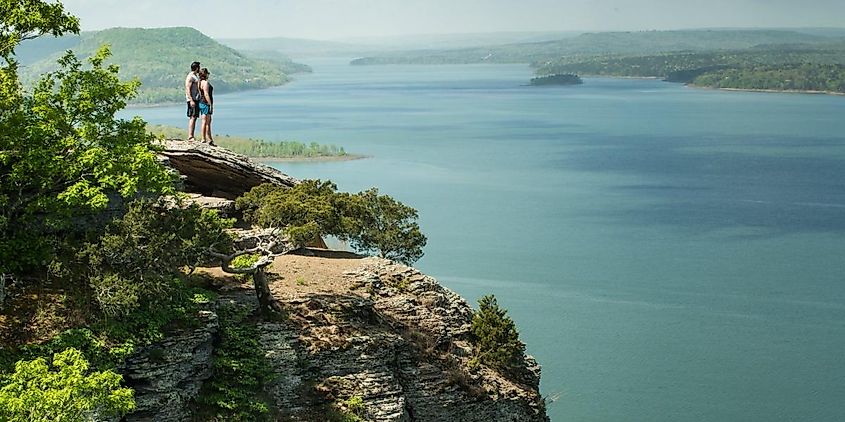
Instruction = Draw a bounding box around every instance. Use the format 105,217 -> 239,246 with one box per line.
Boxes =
187,101 -> 200,118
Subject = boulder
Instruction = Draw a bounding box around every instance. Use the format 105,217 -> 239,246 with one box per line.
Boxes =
159,139 -> 298,199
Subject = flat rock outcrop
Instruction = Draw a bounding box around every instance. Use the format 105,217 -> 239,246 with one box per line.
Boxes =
159,140 -> 298,199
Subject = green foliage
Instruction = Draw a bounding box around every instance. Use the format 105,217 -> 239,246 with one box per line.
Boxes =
1,43 -> 173,274
692,63 -> 845,93
237,180 -> 349,247
20,27 -> 310,104
344,188 -> 426,265
231,253 -> 261,269
76,198 -> 233,317
237,182 -> 427,264
0,0 -> 79,61
0,348 -> 134,421
195,304 -> 273,421
326,395 -> 365,422
344,395 -> 365,415
0,328 -> 131,373
535,44 -> 845,93
230,253 -> 261,281
149,124 -> 350,159
530,73 -> 582,86
470,295 -> 526,372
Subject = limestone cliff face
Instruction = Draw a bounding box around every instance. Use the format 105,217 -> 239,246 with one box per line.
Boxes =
120,311 -> 217,422
126,140 -> 549,421
261,258 -> 547,421
121,259 -> 547,422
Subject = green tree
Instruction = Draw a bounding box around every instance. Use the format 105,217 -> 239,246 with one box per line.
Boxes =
75,198 -> 233,318
0,0 -> 79,61
1,35 -> 174,275
226,180 -> 351,316
344,188 -> 426,265
470,295 -> 526,372
236,180 -> 349,247
236,181 -> 426,264
0,348 -> 135,421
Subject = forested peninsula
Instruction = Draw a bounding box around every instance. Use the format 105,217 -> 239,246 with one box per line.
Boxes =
536,44 -> 845,94
17,27 -> 311,104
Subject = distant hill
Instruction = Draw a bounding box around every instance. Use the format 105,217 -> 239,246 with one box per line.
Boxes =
350,29 -> 836,65
342,31 -> 583,50
13,35 -> 81,65
219,36 -> 365,57
219,31 -> 583,57
18,27 -> 311,104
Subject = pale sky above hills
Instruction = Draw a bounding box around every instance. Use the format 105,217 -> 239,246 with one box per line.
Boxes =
61,0 -> 845,40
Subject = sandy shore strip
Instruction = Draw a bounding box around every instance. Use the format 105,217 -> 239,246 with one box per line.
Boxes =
687,84 -> 845,96
256,154 -> 369,163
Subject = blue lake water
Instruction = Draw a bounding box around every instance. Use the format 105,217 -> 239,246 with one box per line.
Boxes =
129,59 -> 845,421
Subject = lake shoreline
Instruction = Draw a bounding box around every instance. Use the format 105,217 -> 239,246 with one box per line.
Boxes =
686,84 -> 845,97
255,154 -> 369,163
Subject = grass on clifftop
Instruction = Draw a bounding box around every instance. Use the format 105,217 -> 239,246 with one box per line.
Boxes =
148,125 -> 358,160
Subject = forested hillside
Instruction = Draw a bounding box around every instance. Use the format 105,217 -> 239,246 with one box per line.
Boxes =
19,27 -> 311,103
536,43 -> 845,93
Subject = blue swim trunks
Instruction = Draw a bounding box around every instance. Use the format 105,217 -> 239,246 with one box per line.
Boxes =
199,102 -> 212,115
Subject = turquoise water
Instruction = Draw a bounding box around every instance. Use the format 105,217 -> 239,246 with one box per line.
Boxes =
130,59 -> 845,421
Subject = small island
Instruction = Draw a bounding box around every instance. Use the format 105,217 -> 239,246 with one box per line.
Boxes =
530,73 -> 583,86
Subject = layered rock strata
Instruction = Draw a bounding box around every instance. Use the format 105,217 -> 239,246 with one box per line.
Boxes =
159,140 -> 298,199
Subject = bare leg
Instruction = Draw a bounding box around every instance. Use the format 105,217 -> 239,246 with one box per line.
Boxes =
206,114 -> 214,145
200,115 -> 208,142
188,116 -> 197,140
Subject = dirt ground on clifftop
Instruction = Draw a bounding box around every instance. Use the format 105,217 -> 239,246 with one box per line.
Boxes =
199,249 -> 369,299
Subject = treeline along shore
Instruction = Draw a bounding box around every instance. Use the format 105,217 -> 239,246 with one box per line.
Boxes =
349,29 -> 845,95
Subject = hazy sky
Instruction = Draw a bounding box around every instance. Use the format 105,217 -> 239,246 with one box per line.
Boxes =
61,0 -> 845,40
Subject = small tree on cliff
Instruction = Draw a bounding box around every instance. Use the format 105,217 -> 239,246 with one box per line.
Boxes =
470,295 -> 526,372
344,188 -> 426,265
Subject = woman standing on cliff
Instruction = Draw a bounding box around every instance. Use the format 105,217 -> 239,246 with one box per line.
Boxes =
198,68 -> 215,146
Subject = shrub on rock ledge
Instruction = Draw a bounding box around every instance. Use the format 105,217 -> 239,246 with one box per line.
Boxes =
470,295 -> 526,372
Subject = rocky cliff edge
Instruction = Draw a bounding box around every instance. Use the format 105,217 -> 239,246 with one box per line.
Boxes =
133,140 -> 549,421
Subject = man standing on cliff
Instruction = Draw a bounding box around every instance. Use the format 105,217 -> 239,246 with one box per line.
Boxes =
185,61 -> 201,141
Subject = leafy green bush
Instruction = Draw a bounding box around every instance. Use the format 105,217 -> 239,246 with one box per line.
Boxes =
78,198 -> 233,317
470,295 -> 526,372
0,348 -> 135,421
195,305 -> 273,421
